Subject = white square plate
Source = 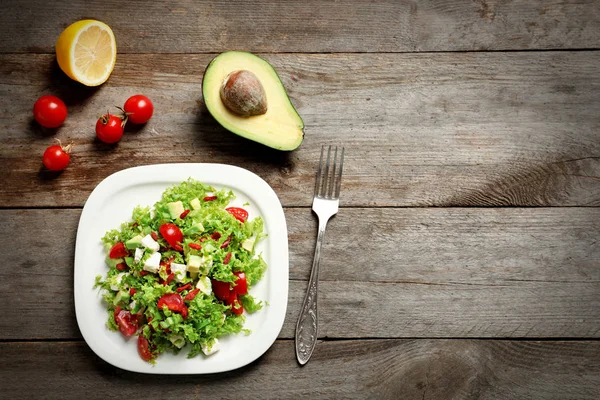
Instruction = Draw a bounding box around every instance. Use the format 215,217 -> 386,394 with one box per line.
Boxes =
74,163 -> 289,374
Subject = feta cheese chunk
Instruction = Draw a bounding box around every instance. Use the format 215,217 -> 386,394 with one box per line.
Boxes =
196,275 -> 212,295
241,238 -> 255,252
201,338 -> 220,356
170,262 -> 187,282
187,255 -> 212,274
141,234 -> 160,252
134,247 -> 144,263
144,252 -> 161,273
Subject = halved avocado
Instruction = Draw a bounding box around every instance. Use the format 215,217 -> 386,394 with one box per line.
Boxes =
202,51 -> 304,151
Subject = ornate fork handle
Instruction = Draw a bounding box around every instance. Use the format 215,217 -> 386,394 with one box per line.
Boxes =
295,218 -> 328,365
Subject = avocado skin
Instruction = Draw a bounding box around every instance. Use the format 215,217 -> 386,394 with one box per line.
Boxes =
202,51 -> 305,151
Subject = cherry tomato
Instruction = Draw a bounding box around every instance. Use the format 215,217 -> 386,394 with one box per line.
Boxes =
109,242 -> 128,259
33,95 -> 67,128
115,309 -> 137,337
226,294 -> 244,315
96,113 -> 124,144
212,279 -> 231,301
137,335 -> 154,361
232,272 -> 248,295
124,95 -> 154,124
226,207 -> 248,223
157,293 -> 184,313
42,142 -> 71,171
159,223 -> 183,248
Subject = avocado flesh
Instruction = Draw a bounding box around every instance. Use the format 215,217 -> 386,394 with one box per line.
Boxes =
203,51 -> 304,151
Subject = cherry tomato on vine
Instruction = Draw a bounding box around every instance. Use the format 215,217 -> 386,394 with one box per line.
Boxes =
124,95 -> 154,124
42,141 -> 72,171
96,113 -> 125,143
33,95 -> 67,128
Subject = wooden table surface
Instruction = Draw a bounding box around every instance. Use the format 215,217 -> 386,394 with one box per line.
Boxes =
1,1 -> 599,398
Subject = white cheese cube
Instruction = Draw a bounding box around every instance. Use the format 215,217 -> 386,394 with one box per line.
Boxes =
143,252 -> 161,273
134,247 -> 144,263
241,238 -> 255,252
201,338 -> 220,356
170,262 -> 187,282
196,275 -> 212,295
141,234 -> 160,252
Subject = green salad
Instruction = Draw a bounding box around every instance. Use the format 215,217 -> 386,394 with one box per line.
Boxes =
95,179 -> 267,363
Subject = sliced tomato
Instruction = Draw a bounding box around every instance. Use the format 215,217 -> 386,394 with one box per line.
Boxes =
157,293 -> 184,313
212,279 -> 231,301
226,294 -> 244,315
232,271 -> 248,295
226,207 -> 248,223
115,309 -> 137,337
137,335 -> 154,362
109,242 -> 128,258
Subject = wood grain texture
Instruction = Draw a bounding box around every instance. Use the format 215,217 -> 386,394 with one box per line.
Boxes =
1,340 -> 599,399
1,52 -> 599,207
1,0 -> 599,53
2,208 -> 598,340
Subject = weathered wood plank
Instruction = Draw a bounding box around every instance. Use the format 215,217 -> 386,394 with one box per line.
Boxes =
2,208 -> 598,340
1,0 -> 599,53
1,340 -> 599,399
1,52 -> 599,207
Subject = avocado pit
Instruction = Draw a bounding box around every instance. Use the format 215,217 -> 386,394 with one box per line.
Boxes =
220,70 -> 267,117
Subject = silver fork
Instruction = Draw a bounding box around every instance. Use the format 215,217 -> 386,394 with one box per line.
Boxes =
295,145 -> 345,365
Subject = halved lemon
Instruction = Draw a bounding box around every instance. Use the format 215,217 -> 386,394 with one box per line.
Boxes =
56,20 -> 116,87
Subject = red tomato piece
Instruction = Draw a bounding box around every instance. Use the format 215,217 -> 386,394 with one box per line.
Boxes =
157,293 -> 184,313
172,244 -> 183,252
124,95 -> 154,124
33,95 -> 67,128
129,288 -> 137,296
115,263 -> 127,271
223,252 -> 232,265
232,272 -> 248,295
181,306 -> 188,319
226,207 -> 249,223
166,273 -> 175,284
220,235 -> 232,249
211,232 -> 221,240
150,232 -> 159,241
184,288 -> 200,301
203,196 -> 217,201
109,242 -> 128,259
115,309 -> 137,337
176,283 -> 192,293
140,270 -> 150,277
159,223 -> 183,249
226,294 -> 244,315
189,243 -> 202,250
212,279 -> 231,301
137,335 -> 154,361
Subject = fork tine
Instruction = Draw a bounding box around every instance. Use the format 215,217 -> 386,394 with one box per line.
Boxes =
334,147 -> 344,198
314,146 -> 325,196
327,146 -> 338,199
322,146 -> 332,198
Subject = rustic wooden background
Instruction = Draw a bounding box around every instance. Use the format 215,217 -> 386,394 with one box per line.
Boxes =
1,1 -> 599,399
